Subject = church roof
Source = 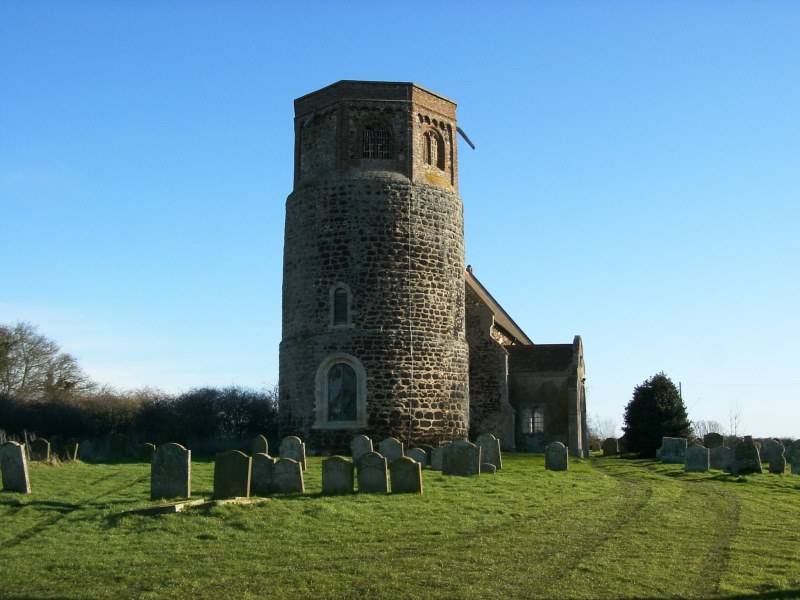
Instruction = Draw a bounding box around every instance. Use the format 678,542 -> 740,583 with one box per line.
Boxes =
508,344 -> 576,372
465,267 -> 534,345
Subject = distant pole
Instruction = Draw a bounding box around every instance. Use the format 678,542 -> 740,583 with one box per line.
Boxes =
679,382 -> 682,400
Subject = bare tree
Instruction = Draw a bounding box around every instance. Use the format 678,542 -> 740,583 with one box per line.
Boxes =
692,420 -> 725,438
728,403 -> 742,437
587,412 -> 618,448
0,322 -> 94,400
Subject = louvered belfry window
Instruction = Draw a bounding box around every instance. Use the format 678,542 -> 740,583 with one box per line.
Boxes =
362,126 -> 392,159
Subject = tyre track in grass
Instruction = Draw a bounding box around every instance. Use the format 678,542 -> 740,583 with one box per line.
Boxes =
0,470 -> 147,550
529,460 -> 656,599
638,461 -> 741,597
581,458 -> 740,599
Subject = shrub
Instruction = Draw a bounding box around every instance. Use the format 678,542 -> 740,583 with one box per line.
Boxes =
622,372 -> 691,457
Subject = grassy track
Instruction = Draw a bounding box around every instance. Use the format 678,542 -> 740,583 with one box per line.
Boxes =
0,455 -> 798,599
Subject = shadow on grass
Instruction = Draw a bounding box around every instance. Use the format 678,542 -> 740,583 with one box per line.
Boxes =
625,592 -> 800,600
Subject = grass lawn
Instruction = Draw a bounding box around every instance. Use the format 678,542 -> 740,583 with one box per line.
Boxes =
1,454 -> 799,599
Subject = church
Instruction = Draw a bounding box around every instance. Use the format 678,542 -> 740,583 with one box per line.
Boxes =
278,81 -> 587,456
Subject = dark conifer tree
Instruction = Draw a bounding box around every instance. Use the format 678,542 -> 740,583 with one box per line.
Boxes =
622,372 -> 691,457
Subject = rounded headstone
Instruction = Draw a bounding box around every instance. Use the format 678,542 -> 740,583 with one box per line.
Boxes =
322,456 -> 354,495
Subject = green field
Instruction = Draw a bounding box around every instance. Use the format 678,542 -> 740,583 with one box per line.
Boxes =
1,454 -> 798,599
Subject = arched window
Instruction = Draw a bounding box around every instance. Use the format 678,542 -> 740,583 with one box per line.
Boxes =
362,126 -> 392,159
327,363 -> 357,422
423,130 -> 445,170
314,353 -> 367,429
521,407 -> 544,434
329,283 -> 352,328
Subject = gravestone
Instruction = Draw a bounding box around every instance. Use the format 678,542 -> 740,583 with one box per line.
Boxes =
251,453 -> 277,496
545,442 -> 569,471
273,458 -> 304,493
481,463 -> 497,474
685,443 -> 710,472
790,442 -> 800,475
760,439 -> 785,466
703,432 -> 724,449
658,437 -> 687,464
476,433 -> 502,469
79,440 -> 95,462
63,441 -> 80,461
406,448 -> 428,468
322,456 -> 354,495
390,456 -> 423,494
602,437 -> 619,456
151,443 -> 191,500
378,437 -> 404,463
279,436 -> 306,471
729,439 -> 763,475
140,443 -> 157,462
213,450 -> 252,499
769,453 -> 786,474
430,446 -> 447,471
30,438 -> 51,462
1,442 -> 31,493
250,435 -> 269,456
443,440 -> 481,476
109,433 -> 128,459
350,435 -> 373,462
356,451 -> 388,493
710,446 -> 733,471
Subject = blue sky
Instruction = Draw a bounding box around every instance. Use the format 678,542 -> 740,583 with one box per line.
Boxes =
2,2 -> 798,437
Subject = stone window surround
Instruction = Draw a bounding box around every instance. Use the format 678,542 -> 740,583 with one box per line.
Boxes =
422,128 -> 445,171
520,406 -> 545,435
329,282 -> 354,329
313,353 -> 368,430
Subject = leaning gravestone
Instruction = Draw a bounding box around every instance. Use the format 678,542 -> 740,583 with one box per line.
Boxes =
545,442 -> 569,471
322,456 -> 354,495
658,437 -> 687,464
443,440 -> 481,476
760,439 -> 785,466
390,456 -> 423,494
430,446 -> 447,471
1,442 -> 31,494
703,432 -> 724,449
151,443 -> 191,500
250,435 -> 269,457
273,458 -> 304,493
357,451 -> 388,493
685,443 -> 710,472
476,433 -> 502,470
279,436 -> 306,471
602,437 -> 619,456
251,453 -> 277,496
769,453 -> 786,474
710,446 -> 733,471
63,441 -> 80,461
213,450 -> 252,499
140,443 -> 157,462
350,435 -> 373,462
406,448 -> 428,468
729,439 -> 763,475
30,438 -> 51,462
378,437 -> 404,463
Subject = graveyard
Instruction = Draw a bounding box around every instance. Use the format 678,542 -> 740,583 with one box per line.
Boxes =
1,449 -> 799,599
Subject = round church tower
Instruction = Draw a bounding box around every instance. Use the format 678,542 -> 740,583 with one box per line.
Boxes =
279,80 -> 469,450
